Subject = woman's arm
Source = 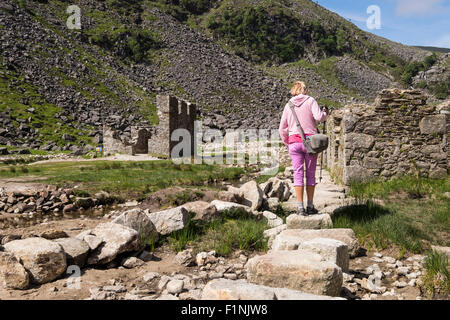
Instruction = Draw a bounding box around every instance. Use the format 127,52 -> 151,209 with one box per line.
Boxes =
278,105 -> 289,146
311,99 -> 327,122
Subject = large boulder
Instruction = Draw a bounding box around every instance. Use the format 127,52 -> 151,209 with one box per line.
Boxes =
146,206 -> 189,235
182,201 -> 218,222
286,213 -> 333,229
201,278 -> 343,300
0,252 -> 30,289
298,238 -> 349,272
87,223 -> 141,265
54,238 -> 90,267
210,200 -> 251,214
246,251 -> 343,296
271,229 -> 360,258
261,177 -> 291,201
4,237 -> 67,284
112,208 -> 159,242
238,181 -> 264,211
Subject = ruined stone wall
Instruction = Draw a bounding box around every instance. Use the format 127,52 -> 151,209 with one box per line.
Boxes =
325,89 -> 449,185
102,95 -> 196,157
103,126 -> 151,156
148,95 -> 196,158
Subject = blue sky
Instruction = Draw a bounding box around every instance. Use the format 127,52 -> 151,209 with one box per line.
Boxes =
315,0 -> 450,48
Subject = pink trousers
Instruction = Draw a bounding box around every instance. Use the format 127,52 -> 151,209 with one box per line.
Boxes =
288,142 -> 318,187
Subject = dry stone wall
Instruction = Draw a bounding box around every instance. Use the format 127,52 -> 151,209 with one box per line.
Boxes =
325,89 -> 449,185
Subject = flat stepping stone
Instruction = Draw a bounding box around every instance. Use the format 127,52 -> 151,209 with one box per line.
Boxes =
286,213 -> 333,230
271,228 -> 360,258
246,250 -> 343,297
201,278 -> 345,300
298,238 -> 349,272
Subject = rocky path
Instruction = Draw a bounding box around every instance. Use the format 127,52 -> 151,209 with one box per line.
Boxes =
0,164 -> 426,300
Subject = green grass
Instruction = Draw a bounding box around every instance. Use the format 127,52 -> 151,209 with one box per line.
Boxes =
348,175 -> 450,201
333,175 -> 450,253
333,200 -> 427,252
421,250 -> 450,299
0,58 -> 93,148
166,208 -> 269,256
0,160 -> 244,199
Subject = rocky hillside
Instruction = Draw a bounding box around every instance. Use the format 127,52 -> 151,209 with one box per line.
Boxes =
0,0 -> 447,152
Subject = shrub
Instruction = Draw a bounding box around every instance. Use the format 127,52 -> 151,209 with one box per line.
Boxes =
401,62 -> 422,85
431,75 -> 450,99
206,5 -> 304,63
424,53 -> 438,69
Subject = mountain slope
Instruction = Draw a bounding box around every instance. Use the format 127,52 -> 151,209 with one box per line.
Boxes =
0,0 -> 447,153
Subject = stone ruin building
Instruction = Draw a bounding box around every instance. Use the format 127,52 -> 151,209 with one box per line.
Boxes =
324,89 -> 449,185
103,95 -> 197,158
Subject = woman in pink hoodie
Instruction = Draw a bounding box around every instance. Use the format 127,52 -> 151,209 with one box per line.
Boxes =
279,81 -> 328,215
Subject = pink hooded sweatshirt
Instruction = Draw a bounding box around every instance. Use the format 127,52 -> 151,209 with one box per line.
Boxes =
278,94 -> 327,146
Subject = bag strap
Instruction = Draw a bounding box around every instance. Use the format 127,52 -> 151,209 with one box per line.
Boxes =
287,98 -> 309,143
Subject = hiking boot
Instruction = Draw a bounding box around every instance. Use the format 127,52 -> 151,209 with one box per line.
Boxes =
298,207 -> 307,216
306,206 -> 319,215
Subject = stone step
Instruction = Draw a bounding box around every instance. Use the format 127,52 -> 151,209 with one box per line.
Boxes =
270,228 -> 361,258
286,213 -> 333,229
246,250 -> 343,297
298,238 -> 349,272
202,278 -> 345,300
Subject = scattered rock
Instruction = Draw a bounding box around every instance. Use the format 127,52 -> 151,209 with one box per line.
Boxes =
121,257 -> 145,269
166,279 -> 184,294
182,201 -> 218,222
146,206 -> 189,235
112,208 -> 159,242
0,252 -> 30,290
235,181 -> 264,211
4,237 -> 67,284
87,222 -> 141,265
54,237 -> 89,267
201,279 -> 344,300
210,200 -> 251,214
39,229 -> 69,240
174,249 -> 195,267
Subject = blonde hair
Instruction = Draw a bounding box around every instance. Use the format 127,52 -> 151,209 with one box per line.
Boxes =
290,81 -> 307,96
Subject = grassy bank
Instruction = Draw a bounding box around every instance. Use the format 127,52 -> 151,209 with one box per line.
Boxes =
332,175 -> 450,254
0,160 -> 245,198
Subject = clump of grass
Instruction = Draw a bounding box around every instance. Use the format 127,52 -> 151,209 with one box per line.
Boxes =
166,208 -> 268,256
421,250 -> 450,299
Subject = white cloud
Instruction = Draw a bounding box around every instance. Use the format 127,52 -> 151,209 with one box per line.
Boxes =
396,0 -> 448,17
